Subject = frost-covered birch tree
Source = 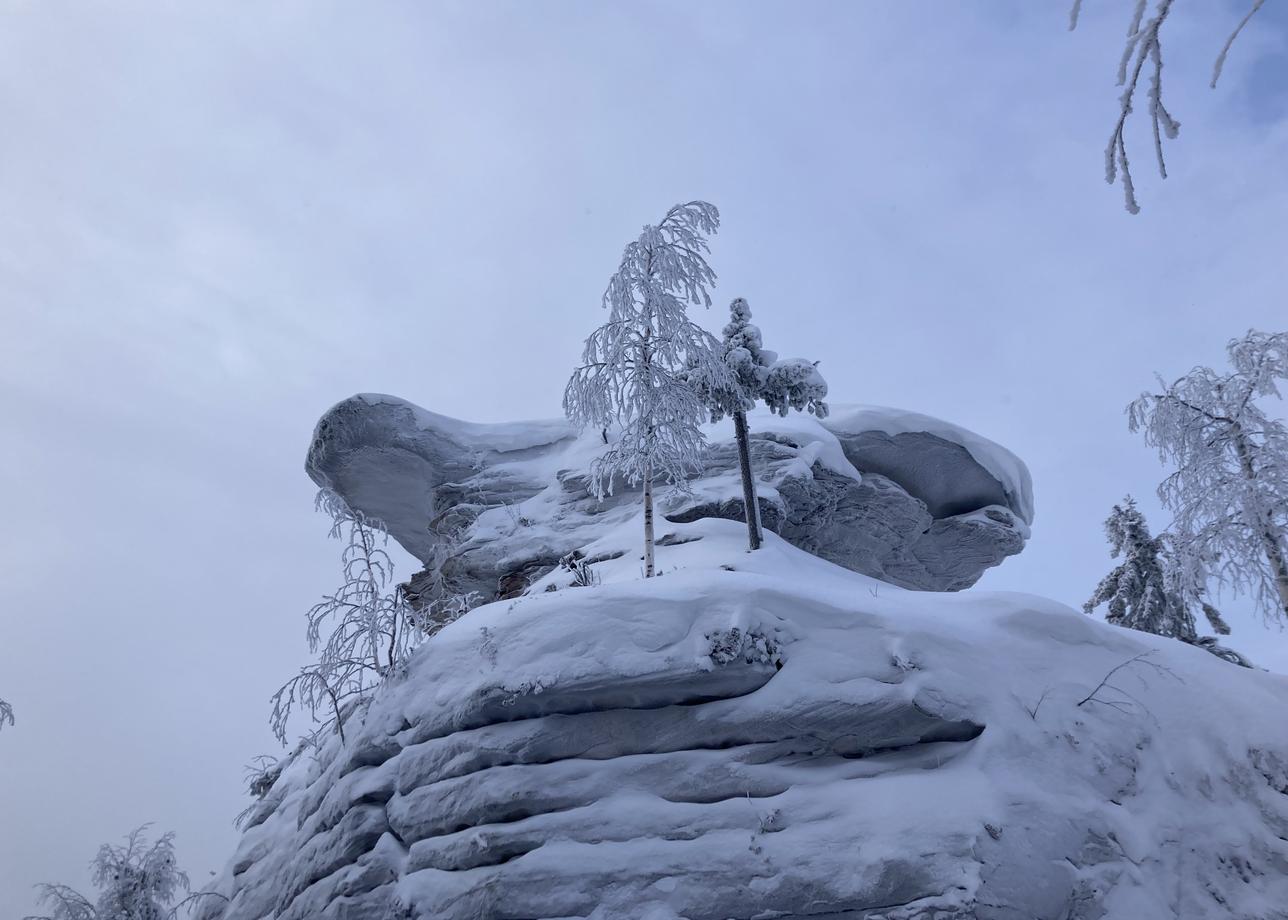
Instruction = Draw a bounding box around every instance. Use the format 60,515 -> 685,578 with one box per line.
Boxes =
563,201 -> 735,577
1128,330 -> 1288,624
270,490 -> 430,746
1084,496 -> 1196,638
25,826 -> 213,920
1070,0 -> 1266,213
688,298 -> 829,551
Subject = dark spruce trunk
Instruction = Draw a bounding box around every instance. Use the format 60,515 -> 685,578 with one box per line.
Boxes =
733,410 -> 762,550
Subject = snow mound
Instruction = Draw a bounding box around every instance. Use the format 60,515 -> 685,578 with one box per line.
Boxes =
199,521 -> 1288,920
826,404 -> 1034,525
306,394 -> 1032,597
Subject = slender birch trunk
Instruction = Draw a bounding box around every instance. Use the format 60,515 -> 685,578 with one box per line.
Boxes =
643,459 -> 655,577
732,410 -> 762,550
1231,424 -> 1288,617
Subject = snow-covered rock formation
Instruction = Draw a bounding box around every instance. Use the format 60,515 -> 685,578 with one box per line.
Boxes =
305,394 -> 1033,598
200,520 -> 1288,920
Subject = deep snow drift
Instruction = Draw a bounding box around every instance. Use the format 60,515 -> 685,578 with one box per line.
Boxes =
305,394 -> 1033,597
199,519 -> 1288,920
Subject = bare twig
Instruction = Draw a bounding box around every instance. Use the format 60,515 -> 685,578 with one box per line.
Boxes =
1077,651 -> 1179,714
1021,688 -> 1052,721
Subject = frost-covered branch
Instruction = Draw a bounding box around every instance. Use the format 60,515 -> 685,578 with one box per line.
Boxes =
0,697 -> 13,732
1072,0 -> 1267,213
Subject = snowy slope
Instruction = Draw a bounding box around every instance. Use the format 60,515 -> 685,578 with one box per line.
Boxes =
198,519 -> 1288,920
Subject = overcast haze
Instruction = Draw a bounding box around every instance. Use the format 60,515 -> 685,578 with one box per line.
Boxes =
3,1 -> 1288,914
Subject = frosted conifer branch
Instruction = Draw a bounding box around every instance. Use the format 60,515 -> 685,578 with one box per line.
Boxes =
0,697 -> 12,731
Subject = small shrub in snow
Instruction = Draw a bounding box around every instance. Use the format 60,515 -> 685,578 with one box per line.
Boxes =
234,754 -> 285,829
706,626 -> 780,667
1075,651 -> 1178,717
559,551 -> 600,588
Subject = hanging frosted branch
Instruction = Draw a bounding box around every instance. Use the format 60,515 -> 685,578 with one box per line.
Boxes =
1072,0 -> 1267,213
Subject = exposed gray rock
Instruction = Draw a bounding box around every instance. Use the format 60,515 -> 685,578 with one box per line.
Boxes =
306,395 -> 1032,600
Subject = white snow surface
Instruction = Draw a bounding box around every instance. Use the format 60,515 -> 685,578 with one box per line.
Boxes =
827,404 -> 1035,525
201,519 -> 1288,920
352,392 -> 576,453
309,393 -> 1033,594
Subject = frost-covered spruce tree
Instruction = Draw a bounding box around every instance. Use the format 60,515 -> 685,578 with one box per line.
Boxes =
1129,330 -> 1288,623
690,298 -> 829,550
1084,496 -> 1196,638
26,826 -> 200,920
564,201 -> 736,577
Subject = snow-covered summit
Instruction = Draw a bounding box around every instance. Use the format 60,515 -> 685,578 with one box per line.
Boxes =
306,394 -> 1033,598
199,519 -> 1288,920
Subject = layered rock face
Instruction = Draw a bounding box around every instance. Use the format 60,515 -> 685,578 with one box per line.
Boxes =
197,525 -> 1288,920
305,394 -> 1033,598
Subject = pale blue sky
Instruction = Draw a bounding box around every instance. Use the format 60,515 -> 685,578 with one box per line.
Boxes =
2,1 -> 1287,914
